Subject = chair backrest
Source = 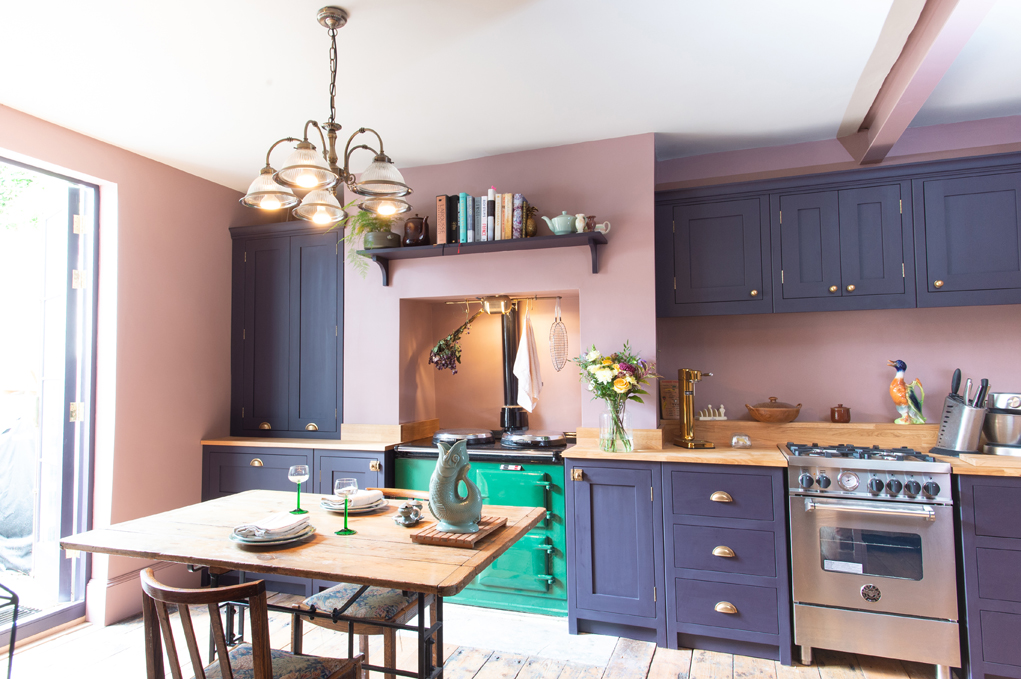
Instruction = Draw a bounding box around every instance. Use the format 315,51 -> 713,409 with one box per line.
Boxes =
140,568 -> 273,679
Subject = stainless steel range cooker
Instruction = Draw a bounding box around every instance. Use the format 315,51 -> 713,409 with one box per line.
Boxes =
782,443 -> 958,677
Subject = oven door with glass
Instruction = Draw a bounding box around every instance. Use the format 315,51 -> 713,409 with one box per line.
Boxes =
789,495 -> 957,620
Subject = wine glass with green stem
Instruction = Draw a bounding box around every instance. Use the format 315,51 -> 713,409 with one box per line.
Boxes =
334,477 -> 358,536
288,465 -> 310,515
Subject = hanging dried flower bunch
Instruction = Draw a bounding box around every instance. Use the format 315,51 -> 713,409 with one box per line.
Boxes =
429,310 -> 483,374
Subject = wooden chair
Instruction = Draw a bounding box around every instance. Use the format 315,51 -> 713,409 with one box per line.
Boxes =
140,567 -> 361,679
292,488 -> 437,679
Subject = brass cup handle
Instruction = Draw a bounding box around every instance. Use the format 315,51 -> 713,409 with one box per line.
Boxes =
715,601 -> 738,615
249,458 -> 264,467
712,545 -> 735,558
258,422 -> 272,430
749,290 -> 759,297
934,280 -> 944,288
305,423 -> 319,431
829,285 -> 838,293
710,491 -> 733,503
846,284 -> 856,292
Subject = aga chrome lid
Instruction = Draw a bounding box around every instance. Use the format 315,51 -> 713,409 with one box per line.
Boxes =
432,428 -> 495,445
500,430 -> 567,448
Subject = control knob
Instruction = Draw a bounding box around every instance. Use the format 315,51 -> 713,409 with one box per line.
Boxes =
923,481 -> 941,498
799,473 -> 815,489
886,479 -> 903,495
817,474 -> 832,489
905,480 -> 921,496
868,478 -> 885,494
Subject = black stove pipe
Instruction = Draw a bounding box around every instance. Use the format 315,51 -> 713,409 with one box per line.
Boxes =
500,305 -> 528,431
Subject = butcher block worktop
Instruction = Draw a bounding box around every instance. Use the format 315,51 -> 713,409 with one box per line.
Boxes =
202,421 -> 441,452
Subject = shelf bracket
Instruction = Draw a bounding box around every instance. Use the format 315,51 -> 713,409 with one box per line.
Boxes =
589,239 -> 601,274
370,255 -> 390,286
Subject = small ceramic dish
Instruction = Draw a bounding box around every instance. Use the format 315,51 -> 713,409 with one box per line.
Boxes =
745,397 -> 802,423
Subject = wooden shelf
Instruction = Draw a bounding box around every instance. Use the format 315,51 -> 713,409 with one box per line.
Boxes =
356,231 -> 608,286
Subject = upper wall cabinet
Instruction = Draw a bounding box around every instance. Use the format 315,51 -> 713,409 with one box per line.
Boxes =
655,196 -> 772,317
230,222 -> 343,438
771,182 -> 915,313
915,171 -> 1021,308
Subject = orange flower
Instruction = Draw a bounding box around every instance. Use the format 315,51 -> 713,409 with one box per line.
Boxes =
613,378 -> 630,393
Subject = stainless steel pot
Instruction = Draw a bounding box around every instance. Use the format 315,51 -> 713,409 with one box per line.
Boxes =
984,411 -> 1021,445
987,392 -> 1021,411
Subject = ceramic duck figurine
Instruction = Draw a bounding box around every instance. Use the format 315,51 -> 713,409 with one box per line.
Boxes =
888,359 -> 925,424
429,440 -> 482,533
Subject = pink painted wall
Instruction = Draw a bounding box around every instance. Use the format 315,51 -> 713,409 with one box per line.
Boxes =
0,104 -> 261,624
657,305 -> 1021,425
345,134 -> 659,430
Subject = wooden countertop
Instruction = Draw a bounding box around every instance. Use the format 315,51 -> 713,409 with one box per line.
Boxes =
937,452 -> 1021,477
563,443 -> 788,466
201,437 -> 398,452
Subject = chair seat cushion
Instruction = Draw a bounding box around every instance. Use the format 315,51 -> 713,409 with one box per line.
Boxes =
299,583 -> 417,622
203,643 -> 354,679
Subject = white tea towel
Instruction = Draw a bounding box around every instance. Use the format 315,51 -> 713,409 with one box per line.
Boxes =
513,304 -> 543,412
233,512 -> 309,539
321,489 -> 384,509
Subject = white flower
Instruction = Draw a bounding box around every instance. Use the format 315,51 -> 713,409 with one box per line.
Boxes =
587,383 -> 594,391
587,364 -> 601,374
595,368 -> 614,384
586,349 -> 600,361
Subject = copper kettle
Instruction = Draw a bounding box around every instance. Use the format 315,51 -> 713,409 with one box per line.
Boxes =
403,214 -> 430,247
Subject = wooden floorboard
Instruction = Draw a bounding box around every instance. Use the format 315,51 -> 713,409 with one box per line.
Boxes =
604,638 -> 658,679
557,662 -> 606,679
690,649 -> 735,679
517,657 -> 567,679
648,647 -> 693,679
734,654 -> 777,679
474,651 -> 529,679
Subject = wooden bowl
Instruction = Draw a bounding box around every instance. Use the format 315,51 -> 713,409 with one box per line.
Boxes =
745,397 -> 802,423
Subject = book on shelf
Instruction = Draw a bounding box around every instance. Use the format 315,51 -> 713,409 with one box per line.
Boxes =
466,195 -> 475,243
512,194 -> 523,239
474,196 -> 482,242
494,192 -> 503,241
480,195 -> 489,241
487,196 -> 495,241
435,195 -> 458,245
458,193 -> 467,243
502,193 -> 513,239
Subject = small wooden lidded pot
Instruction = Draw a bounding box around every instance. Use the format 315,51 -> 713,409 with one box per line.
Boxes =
830,404 -> 851,423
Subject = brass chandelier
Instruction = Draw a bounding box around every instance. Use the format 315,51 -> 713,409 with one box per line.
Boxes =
240,6 -> 412,225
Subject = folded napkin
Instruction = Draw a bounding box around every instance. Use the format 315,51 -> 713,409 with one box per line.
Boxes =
233,512 -> 310,539
322,489 -> 384,509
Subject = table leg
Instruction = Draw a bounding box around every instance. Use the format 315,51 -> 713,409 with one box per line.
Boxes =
417,593 -> 427,679
435,596 -> 443,678
207,571 -> 218,663
291,612 -> 303,655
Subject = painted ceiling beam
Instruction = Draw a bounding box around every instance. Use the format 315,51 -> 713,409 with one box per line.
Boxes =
840,0 -> 996,165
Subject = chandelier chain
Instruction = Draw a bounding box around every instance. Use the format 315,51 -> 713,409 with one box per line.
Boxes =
328,27 -> 338,125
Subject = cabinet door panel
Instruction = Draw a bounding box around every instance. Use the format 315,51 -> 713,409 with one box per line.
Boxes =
979,610 -> 1021,668
573,466 -> 657,618
242,237 -> 291,433
778,192 -> 841,299
672,200 -> 764,304
315,453 -> 383,495
289,233 -> 339,433
839,185 -> 904,296
973,483 -> 1021,540
923,172 -> 1021,292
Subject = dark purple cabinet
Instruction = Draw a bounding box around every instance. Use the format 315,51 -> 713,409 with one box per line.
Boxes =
771,183 -> 914,312
655,196 -> 772,316
956,475 -> 1021,679
202,446 -> 311,501
231,222 -> 343,438
917,171 -> 1021,308
314,451 -> 386,495
566,460 -> 666,645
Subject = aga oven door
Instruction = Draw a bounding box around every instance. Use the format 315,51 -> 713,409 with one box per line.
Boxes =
789,496 -> 957,620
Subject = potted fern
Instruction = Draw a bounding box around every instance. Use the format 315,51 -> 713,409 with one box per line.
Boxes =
339,209 -> 400,276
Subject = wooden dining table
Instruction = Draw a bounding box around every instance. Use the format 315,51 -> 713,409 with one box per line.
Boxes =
60,489 -> 545,679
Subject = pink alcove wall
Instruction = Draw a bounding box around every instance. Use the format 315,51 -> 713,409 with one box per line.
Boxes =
344,134 -> 659,430
658,305 -> 1021,424
0,104 -> 269,624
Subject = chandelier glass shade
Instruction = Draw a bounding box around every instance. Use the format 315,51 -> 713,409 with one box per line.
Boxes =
351,154 -> 412,197
358,196 -> 411,216
273,142 -> 338,191
293,189 -> 349,224
241,167 -> 299,210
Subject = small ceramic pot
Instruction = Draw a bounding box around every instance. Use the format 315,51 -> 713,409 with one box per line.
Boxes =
745,396 -> 802,423
831,404 -> 851,423
363,231 -> 402,250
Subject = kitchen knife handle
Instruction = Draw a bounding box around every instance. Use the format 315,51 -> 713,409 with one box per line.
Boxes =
951,368 -> 961,396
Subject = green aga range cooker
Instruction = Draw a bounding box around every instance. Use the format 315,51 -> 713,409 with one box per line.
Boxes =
395,429 -> 567,616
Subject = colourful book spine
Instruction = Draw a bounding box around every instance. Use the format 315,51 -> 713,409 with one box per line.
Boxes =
494,192 -> 503,241
487,187 -> 496,242
458,192 -> 467,243
512,194 -> 523,239
479,196 -> 488,241
435,195 -> 448,245
466,195 -> 474,243
503,194 -> 513,239
474,196 -> 482,242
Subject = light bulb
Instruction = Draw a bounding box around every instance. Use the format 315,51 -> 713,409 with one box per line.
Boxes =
260,197 -> 281,210
297,173 -> 318,188
312,206 -> 332,225
376,201 -> 397,216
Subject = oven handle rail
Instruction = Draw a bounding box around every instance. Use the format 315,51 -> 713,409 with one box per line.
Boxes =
803,497 -> 936,521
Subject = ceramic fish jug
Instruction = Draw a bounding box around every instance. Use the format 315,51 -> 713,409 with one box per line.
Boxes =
428,440 -> 482,533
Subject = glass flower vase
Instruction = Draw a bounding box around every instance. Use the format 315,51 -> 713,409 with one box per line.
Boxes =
599,405 -> 633,452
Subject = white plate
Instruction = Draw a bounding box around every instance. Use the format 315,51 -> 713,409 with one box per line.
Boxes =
230,526 -> 316,546
320,498 -> 389,514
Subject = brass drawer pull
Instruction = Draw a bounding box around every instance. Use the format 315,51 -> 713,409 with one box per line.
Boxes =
934,279 -> 944,288
259,422 -> 272,430
305,423 -> 319,431
749,289 -> 759,297
715,601 -> 738,615
370,460 -> 382,472
846,284 -> 856,292
571,468 -> 583,482
710,491 -> 733,503
249,458 -> 264,467
712,545 -> 735,558
828,285 -> 838,293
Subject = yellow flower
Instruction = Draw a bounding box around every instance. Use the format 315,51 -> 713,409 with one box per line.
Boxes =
602,358 -> 613,365
613,363 -> 620,371
587,364 -> 601,374
613,378 -> 630,393
627,374 -> 637,385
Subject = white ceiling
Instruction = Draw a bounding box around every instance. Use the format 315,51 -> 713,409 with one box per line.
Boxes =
0,1 -> 1016,192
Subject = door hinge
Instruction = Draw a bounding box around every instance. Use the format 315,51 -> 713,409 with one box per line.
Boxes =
653,586 -> 657,602
336,325 -> 338,337
899,199 -> 903,214
71,269 -> 86,289
781,270 -> 784,284
336,241 -> 339,254
651,487 -> 654,502
672,220 -> 675,234
779,210 -> 782,224
244,252 -> 247,263
69,402 -> 85,422
243,328 -> 246,340
242,407 -> 244,417
902,262 -> 905,278
673,277 -> 677,291
72,214 -> 83,234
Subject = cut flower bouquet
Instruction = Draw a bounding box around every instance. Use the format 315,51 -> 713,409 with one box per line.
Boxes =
574,343 -> 659,452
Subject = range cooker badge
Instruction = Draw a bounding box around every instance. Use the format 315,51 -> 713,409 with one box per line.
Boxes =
860,584 -> 882,603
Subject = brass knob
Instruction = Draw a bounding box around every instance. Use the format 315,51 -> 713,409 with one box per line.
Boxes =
710,491 -> 733,503
715,601 -> 738,615
305,423 -> 319,431
829,285 -> 838,293
749,290 -> 759,297
258,422 -> 271,430
934,280 -> 944,288
571,468 -> 583,481
370,460 -> 382,472
712,546 -> 735,558
846,284 -> 856,292
249,458 -> 264,467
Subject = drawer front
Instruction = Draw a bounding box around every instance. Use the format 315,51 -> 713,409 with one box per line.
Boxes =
205,449 -> 311,499
674,578 -> 779,635
977,547 -> 1021,603
980,609 -> 1021,668
672,524 -> 776,578
669,470 -> 774,521
974,483 -> 1021,540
